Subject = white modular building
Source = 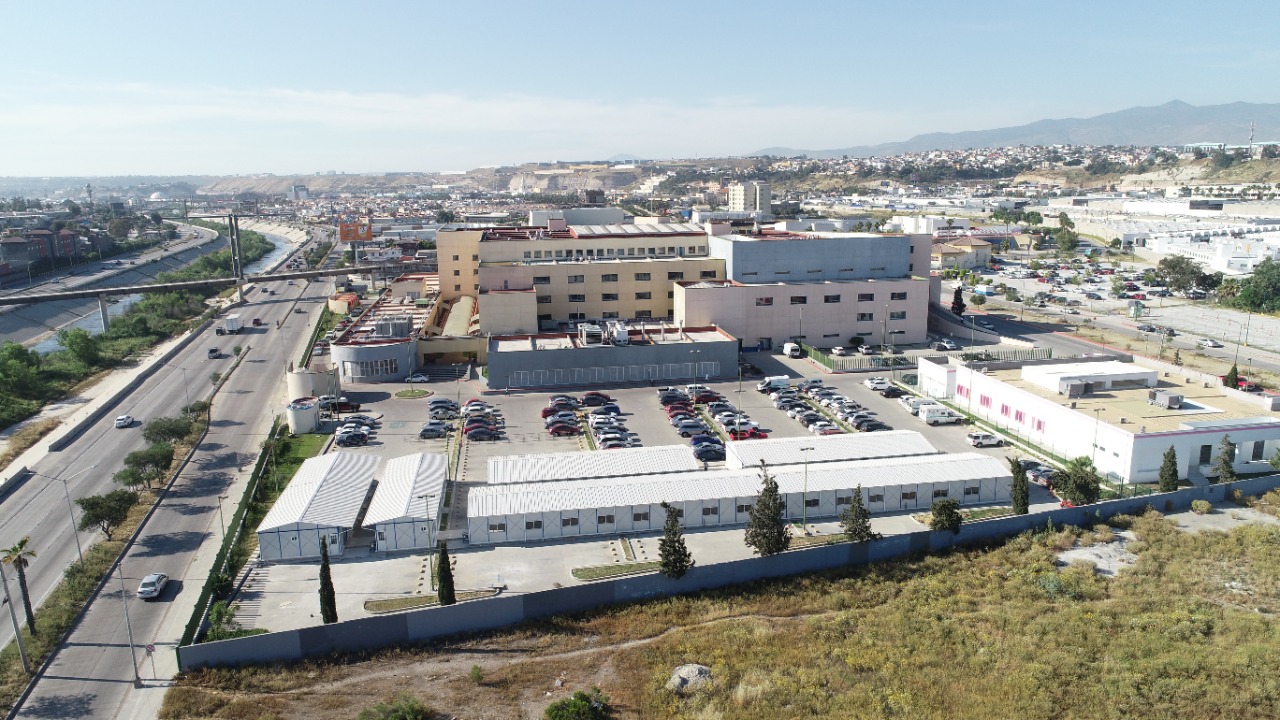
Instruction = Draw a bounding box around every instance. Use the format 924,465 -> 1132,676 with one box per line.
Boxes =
487,444 -> 701,485
723,431 -> 938,469
466,453 -> 1011,545
364,453 -> 448,553
256,452 -> 380,561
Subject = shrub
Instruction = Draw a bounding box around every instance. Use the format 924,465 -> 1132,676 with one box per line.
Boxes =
545,688 -> 613,720
357,693 -> 433,720
469,665 -> 484,684
1191,499 -> 1213,515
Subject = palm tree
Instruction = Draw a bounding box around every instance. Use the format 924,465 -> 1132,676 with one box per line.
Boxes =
3,537 -> 37,636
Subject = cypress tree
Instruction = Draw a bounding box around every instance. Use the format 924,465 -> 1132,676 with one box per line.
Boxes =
437,542 -> 456,606
1224,364 -> 1239,389
839,485 -> 880,542
951,285 -> 967,316
1010,458 -> 1029,515
744,461 -> 790,556
1214,435 -> 1237,484
658,502 -> 693,579
318,539 -> 337,624
1158,446 -> 1179,492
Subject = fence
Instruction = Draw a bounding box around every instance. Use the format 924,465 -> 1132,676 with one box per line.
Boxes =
805,344 -> 1054,374
175,473 -> 1280,671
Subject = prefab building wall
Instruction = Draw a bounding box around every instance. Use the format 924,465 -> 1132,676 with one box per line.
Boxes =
257,523 -> 347,561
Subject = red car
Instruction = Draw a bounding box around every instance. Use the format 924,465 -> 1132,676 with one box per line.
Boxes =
1131,293 -> 1147,300
582,391 -> 612,401
693,392 -> 722,404
548,425 -> 579,436
817,428 -> 845,436
541,405 -> 577,418
729,428 -> 768,440
665,405 -> 693,416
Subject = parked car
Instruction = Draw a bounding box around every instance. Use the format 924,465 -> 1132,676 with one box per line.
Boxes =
137,572 -> 169,600
579,394 -> 610,407
796,379 -> 824,390
816,427 -> 845,436
335,434 -> 368,447
809,421 -> 838,434
966,432 -> 1003,448
601,439 -> 630,450
582,391 -> 612,401
831,347 -> 849,356
1028,466 -> 1058,487
689,434 -> 722,447
548,425 -> 580,436
859,421 -> 891,432
542,404 -> 577,418
728,428 -> 768,440
466,428 -> 503,441
864,377 -> 891,390
694,392 -> 722,404
596,432 -> 630,446
879,387 -> 905,398
590,404 -> 622,415
693,444 -> 726,462
405,373 -> 431,383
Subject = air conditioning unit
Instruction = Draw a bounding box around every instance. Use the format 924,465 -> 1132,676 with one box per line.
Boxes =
1118,417 -> 1128,424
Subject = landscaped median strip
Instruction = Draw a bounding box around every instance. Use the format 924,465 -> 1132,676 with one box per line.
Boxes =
364,589 -> 499,614
571,561 -> 662,581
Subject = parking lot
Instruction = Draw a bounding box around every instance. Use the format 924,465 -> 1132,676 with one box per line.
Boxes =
239,365 -> 1059,634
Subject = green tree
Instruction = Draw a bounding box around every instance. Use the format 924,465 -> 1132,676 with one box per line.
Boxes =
839,485 -> 880,542
76,489 -> 137,540
744,461 -> 789,556
1109,238 -> 1122,249
950,286 -> 967,317
57,327 -> 101,366
3,537 -> 38,636
658,502 -> 693,579
319,539 -> 337,624
1024,211 -> 1043,226
123,441 -> 175,488
436,209 -> 457,224
929,499 -> 963,534
437,542 -> 456,605
107,217 -> 134,240
1057,457 -> 1102,505
970,293 -> 987,308
1214,435 -> 1237,484
1156,255 -> 1204,295
545,687 -> 613,720
1055,229 -> 1079,254
1057,212 -> 1075,230
141,416 -> 195,444
149,211 -> 163,226
1224,363 -> 1239,389
1010,458 -> 1029,515
1159,446 -> 1179,492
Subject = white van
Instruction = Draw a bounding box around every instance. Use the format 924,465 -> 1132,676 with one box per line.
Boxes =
782,342 -> 801,358
919,405 -> 964,425
756,376 -> 790,393
900,396 -> 940,416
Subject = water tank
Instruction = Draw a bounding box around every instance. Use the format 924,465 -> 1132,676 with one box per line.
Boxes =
286,397 -> 321,434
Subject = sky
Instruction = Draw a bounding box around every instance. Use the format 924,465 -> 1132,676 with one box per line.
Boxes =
2,0 -> 1279,176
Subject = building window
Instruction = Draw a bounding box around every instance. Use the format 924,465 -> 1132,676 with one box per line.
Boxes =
824,295 -> 841,303
790,296 -> 808,305
901,491 -> 917,501
342,358 -> 401,378
668,291 -> 674,299
1000,404 -> 1010,417
569,312 -> 586,320
979,395 -> 992,408
454,285 -> 460,291
537,314 -> 552,322
1199,444 -> 1212,464
472,254 -> 478,261
736,503 -> 753,513
635,291 -> 651,300
601,273 -> 618,282
868,493 -> 884,503
702,506 -> 718,516
602,293 -> 618,301
933,489 -> 949,498
451,255 -> 459,261
1014,410 -> 1025,423
526,520 -> 542,530
562,517 -> 579,527
636,310 -> 652,318
673,508 -> 684,518
856,332 -> 872,337
452,269 -> 460,276
891,291 -> 908,300
805,498 -> 820,508
889,311 -> 907,320
633,511 -> 650,522
857,313 -> 874,322
836,496 -> 852,506
489,523 -> 506,532
568,275 -> 585,284
602,311 -> 619,319
523,251 -> 532,259
533,276 -> 550,285
536,296 -> 551,304
1034,419 -> 1045,432
635,272 -> 651,281
823,333 -> 839,338
597,514 -> 615,525
858,293 -> 875,301
668,271 -> 684,280
700,270 -> 717,279
756,297 -> 773,307
964,486 -> 979,496
569,294 -> 586,303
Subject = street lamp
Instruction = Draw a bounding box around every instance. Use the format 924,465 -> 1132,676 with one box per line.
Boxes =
29,464 -> 97,564
117,564 -> 141,686
418,493 -> 439,586
0,563 -> 30,674
690,349 -> 701,382
216,495 -> 229,544
799,446 -> 814,536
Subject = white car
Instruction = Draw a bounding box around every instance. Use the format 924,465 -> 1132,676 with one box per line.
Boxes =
724,419 -> 760,431
831,347 -> 849,356
809,421 -> 837,434
137,572 -> 169,600
114,415 -> 134,428
405,373 -> 432,382
966,432 -> 1003,448
1196,338 -> 1224,349
864,377 -> 891,391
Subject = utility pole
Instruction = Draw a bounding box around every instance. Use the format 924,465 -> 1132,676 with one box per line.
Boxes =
0,563 -> 30,674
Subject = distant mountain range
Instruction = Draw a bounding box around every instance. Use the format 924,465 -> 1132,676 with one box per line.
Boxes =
754,100 -> 1280,159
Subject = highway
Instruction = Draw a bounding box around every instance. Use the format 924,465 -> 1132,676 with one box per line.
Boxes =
0,225 -> 326,718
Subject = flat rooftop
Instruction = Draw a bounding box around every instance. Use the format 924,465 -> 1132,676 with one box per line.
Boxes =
987,364 -> 1278,433
490,325 -> 733,353
333,291 -> 440,344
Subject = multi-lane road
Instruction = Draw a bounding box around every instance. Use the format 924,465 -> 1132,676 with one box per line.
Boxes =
2,228 -> 328,718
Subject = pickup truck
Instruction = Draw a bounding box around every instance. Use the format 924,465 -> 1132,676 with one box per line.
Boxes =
318,396 -> 361,413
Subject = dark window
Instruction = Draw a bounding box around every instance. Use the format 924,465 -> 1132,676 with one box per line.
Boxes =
569,294 -> 586,303
736,503 -> 753,513
601,274 -> 618,282
790,296 -> 808,305
857,313 -> 874,321
668,291 -> 674,299
633,511 -> 650,522
525,520 -> 542,530
562,517 -> 579,527
602,311 -> 619,319
1199,444 -> 1212,464
452,269 -> 460,276
836,496 -> 852,506
891,291 -> 908,300
489,523 -> 506,532
602,293 -> 618,301
964,486 -> 980,496
635,291 -> 651,300
890,311 -> 907,320
635,272 -> 651,281
636,310 -> 652,318
700,270 -> 717,279
597,514 -> 615,524
805,498 -> 819,508
568,275 -> 585,284
533,276 -> 550,285
451,255 -> 459,261
869,494 -> 884,503
668,271 -> 684,280
933,489 -> 948,498
858,293 -> 875,301
901,491 -> 917,500
824,295 -> 841,303
674,508 -> 684,518
702,506 -> 718,516
756,297 -> 773,307
536,296 -> 551,304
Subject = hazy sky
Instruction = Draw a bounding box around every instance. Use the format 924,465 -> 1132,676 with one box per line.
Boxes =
3,0 -> 1278,176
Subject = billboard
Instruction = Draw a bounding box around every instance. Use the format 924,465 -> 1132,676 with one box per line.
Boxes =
339,221 -> 372,242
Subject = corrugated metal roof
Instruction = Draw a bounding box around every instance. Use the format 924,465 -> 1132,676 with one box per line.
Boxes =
724,431 -> 938,469
569,222 -> 704,237
258,452 -> 380,531
469,453 -> 1007,517
363,453 -> 448,526
487,445 -> 700,484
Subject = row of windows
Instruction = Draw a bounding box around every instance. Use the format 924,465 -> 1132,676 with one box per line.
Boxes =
959,385 -> 1048,433
342,359 -> 400,377
754,292 -> 910,307
451,269 -> 479,276
558,291 -> 670,303
521,246 -> 708,260
449,254 -> 479,261
533,271 -> 712,284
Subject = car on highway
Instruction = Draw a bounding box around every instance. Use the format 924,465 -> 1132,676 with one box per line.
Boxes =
137,572 -> 169,600
207,348 -> 220,359
1196,338 -> 1224,349
114,415 -> 134,428
966,432 -> 1003,448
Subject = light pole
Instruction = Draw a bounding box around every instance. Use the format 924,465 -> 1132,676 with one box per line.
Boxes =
0,563 -> 30,674
216,495 -> 229,544
690,349 -> 700,382
418,493 -> 439,586
30,464 -> 97,564
117,564 -> 141,686
799,446 -> 814,535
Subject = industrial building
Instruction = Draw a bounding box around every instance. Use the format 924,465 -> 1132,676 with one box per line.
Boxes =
256,452 -> 380,561
466,452 -> 1011,545
364,453 -> 448,553
487,445 -> 701,485
722,431 -> 938,469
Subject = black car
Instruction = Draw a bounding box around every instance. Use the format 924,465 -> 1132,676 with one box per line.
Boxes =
879,387 -> 905,398
335,434 -> 368,447
860,422 -> 891,432
693,445 -> 726,462
466,428 -> 503,441
591,404 -> 622,415
659,394 -> 689,406
580,394 -> 609,407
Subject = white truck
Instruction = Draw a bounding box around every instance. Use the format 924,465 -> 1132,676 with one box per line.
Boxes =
782,342 -> 801,358
919,405 -> 965,425
900,396 -> 940,416
223,314 -> 243,335
756,376 -> 790,393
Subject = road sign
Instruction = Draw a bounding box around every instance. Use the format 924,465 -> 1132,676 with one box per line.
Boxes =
145,644 -> 155,654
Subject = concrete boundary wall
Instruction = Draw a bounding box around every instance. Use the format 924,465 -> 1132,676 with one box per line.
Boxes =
176,474 -> 1280,671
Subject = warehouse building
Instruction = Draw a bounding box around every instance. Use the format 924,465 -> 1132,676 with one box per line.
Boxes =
466,452 -> 1011,545
364,453 -> 448,553
487,445 -> 700,485
257,452 -> 380,561
723,431 -> 938,469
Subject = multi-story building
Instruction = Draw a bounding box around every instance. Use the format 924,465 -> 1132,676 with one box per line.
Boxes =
727,181 -> 771,213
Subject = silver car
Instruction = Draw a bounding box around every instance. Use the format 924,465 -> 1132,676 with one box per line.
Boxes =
137,572 -> 169,600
